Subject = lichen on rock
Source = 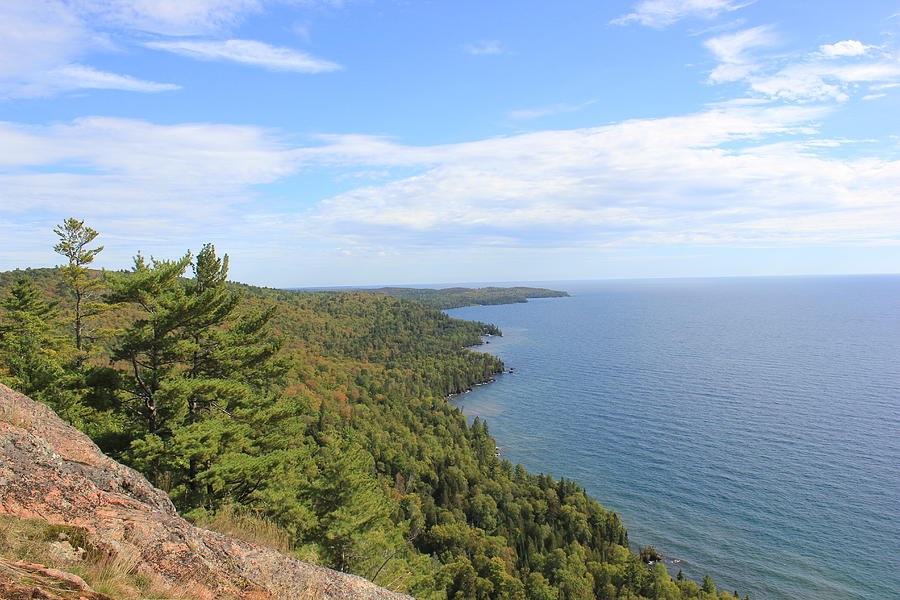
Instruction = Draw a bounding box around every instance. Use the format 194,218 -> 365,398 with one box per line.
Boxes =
0,384 -> 413,600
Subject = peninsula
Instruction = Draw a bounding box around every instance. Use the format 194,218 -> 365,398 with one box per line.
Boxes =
330,286 -> 570,310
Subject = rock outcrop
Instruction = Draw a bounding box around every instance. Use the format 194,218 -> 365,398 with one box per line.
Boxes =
0,384 -> 413,600
0,558 -> 115,599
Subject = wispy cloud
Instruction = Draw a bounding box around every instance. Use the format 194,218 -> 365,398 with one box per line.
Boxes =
0,1 -> 341,98
3,103 -> 900,275
704,25 -> 778,83
294,106 -> 900,251
705,31 -> 900,102
613,0 -> 751,28
292,21 -> 312,44
70,1 -> 346,36
145,39 -> 342,72
0,116 -> 296,214
0,1 -> 91,78
750,61 -> 900,102
509,100 -> 599,120
464,40 -> 504,55
0,1 -> 180,98
71,0 -> 267,36
9,64 -> 179,98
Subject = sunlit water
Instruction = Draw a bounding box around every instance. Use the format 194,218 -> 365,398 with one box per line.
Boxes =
447,276 -> 900,600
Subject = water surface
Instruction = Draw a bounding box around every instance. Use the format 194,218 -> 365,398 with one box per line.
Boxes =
448,276 -> 900,600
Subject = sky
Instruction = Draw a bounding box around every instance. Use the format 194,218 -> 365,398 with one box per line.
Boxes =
2,0 -> 900,287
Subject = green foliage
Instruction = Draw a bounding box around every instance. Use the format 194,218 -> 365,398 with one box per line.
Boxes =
0,225 -> 746,600
0,277 -> 85,426
344,286 -> 569,309
53,218 -> 114,359
0,278 -> 63,393
105,251 -> 195,438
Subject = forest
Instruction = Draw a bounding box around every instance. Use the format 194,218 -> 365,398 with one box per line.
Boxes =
336,287 -> 570,309
0,219 -> 749,600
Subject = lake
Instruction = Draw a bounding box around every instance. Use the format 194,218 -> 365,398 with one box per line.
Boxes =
448,276 -> 900,600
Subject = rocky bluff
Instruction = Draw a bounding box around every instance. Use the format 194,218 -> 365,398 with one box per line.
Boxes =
0,383 -> 412,600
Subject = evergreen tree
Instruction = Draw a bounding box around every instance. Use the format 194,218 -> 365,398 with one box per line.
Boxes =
1,277 -> 59,321
0,277 -> 62,391
108,245 -> 288,508
53,218 -> 109,361
0,278 -> 82,424
310,436 -> 394,572
106,251 -> 194,440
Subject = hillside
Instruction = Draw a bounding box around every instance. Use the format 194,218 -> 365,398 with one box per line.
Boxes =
0,255 -> 746,600
0,383 -> 411,600
333,287 -> 570,310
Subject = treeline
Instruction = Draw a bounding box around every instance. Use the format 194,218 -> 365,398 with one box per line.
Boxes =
0,219 -> 749,600
337,286 -> 570,309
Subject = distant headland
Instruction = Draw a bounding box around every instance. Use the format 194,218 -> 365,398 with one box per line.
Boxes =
337,286 -> 570,309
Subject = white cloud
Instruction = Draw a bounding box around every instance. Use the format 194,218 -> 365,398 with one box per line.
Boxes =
145,39 -> 342,72
50,64 -> 178,92
4,104 -> 900,271
704,30 -> 900,103
509,100 -> 598,120
828,62 -> 900,82
0,0 -> 90,79
0,117 -> 297,219
819,40 -> 868,58
71,0 -> 264,35
0,115 -> 321,269
0,0 -> 181,98
270,103 -> 900,251
750,67 -> 847,102
71,0 -> 345,36
613,0 -> 750,28
705,25 -> 778,83
464,40 -> 504,55
0,1 -> 340,99
749,59 -> 900,103
8,64 -> 179,98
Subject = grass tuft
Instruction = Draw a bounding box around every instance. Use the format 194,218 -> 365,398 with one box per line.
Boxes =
192,505 -> 293,555
0,514 -> 242,599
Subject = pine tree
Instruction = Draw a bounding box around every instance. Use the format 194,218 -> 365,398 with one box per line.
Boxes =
178,244 -> 285,506
106,251 -> 194,439
310,436 -> 394,572
0,278 -> 83,424
1,277 -> 59,321
108,245 -> 287,504
53,218 -> 110,362
0,277 -> 62,391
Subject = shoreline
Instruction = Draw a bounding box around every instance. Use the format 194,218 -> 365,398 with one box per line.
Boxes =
445,332 -> 508,400
447,309 -> 693,582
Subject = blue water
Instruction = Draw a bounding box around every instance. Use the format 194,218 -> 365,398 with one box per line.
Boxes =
447,276 -> 900,600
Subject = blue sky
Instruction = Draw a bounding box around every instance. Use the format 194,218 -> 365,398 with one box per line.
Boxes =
2,0 -> 900,286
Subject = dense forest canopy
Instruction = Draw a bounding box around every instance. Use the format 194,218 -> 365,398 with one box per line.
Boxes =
0,220 -> 749,600
318,287 -> 570,310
